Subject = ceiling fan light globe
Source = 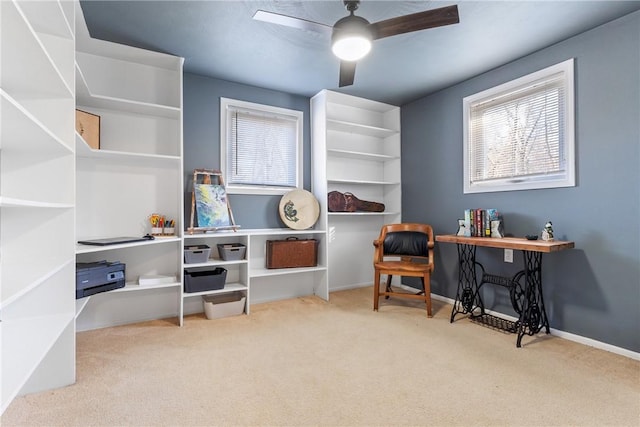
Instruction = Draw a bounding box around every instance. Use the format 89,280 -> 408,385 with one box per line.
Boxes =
332,36 -> 371,61
331,14 -> 372,61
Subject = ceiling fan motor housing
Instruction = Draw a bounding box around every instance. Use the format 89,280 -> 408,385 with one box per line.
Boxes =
332,14 -> 371,38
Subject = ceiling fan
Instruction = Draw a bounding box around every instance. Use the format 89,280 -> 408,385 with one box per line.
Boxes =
253,1 -> 460,87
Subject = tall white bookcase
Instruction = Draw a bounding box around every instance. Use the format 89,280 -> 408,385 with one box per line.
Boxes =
0,0 -> 76,414
311,90 -> 401,291
73,3 -> 184,331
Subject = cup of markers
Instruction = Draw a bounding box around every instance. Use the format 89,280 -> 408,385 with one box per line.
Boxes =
163,219 -> 175,236
149,213 -> 176,236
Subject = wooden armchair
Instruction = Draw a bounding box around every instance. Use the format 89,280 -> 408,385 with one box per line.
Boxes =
373,223 -> 435,317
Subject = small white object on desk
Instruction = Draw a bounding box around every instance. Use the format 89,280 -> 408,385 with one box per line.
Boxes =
138,275 -> 176,286
541,221 -> 554,241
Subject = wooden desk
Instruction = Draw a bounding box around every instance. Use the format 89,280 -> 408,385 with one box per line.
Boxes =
436,235 -> 575,347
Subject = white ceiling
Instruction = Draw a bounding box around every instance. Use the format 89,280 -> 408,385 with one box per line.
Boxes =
79,0 -> 640,105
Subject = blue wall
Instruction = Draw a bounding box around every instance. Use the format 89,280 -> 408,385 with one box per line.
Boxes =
401,12 -> 640,352
183,73 -> 311,229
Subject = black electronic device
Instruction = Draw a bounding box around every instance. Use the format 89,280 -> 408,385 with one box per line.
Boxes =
78,236 -> 151,246
76,260 -> 126,299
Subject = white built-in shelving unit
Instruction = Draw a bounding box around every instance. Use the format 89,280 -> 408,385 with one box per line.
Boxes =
182,228 -> 328,325
73,3 -> 185,331
0,0 -> 76,414
311,90 -> 401,291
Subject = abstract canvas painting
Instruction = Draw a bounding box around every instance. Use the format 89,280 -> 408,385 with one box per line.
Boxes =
194,184 -> 230,228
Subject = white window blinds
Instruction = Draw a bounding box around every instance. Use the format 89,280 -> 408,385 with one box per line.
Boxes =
463,59 -> 575,193
221,98 -> 302,194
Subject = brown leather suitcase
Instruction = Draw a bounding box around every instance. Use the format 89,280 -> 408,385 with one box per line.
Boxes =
266,237 -> 318,269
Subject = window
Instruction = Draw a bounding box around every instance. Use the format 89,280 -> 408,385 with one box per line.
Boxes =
463,59 -> 575,193
221,98 -> 303,195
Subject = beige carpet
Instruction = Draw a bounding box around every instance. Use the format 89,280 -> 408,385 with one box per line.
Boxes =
2,287 -> 639,426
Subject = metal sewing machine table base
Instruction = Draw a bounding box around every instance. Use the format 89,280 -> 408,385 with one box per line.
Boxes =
436,235 -> 574,347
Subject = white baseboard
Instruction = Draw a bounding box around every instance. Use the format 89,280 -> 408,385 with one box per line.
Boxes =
548,328 -> 640,360
329,282 -> 371,293
430,293 -> 640,360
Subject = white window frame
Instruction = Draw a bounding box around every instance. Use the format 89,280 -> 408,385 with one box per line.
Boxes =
220,98 -> 303,195
463,59 -> 575,194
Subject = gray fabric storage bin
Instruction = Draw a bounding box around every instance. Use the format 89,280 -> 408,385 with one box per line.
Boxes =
184,245 -> 211,264
217,243 -> 246,261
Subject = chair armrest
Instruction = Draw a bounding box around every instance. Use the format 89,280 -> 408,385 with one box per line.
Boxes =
373,239 -> 383,263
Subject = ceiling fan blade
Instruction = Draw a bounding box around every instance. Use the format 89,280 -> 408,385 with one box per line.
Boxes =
253,10 -> 332,35
339,61 -> 357,87
368,4 -> 459,40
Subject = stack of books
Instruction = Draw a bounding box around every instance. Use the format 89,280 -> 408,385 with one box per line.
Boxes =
459,208 -> 504,238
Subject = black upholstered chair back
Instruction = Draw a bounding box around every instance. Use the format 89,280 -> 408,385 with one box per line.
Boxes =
383,231 -> 429,258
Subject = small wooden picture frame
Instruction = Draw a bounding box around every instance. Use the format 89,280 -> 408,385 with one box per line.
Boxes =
75,109 -> 100,149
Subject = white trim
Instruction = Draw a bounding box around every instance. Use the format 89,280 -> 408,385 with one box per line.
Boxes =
338,284 -> 639,360
220,97 -> 303,195
463,58 -> 575,194
430,293 -> 640,360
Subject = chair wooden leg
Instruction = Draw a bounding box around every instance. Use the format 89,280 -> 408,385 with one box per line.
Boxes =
424,273 -> 432,317
373,268 -> 380,311
385,274 -> 392,299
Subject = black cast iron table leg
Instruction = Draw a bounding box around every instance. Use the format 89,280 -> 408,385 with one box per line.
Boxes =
450,244 -> 484,322
516,250 -> 551,347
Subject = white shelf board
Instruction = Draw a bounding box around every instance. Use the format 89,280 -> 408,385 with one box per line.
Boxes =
111,281 -> 181,293
75,237 -> 181,254
1,90 -> 73,155
327,149 -> 399,162
327,119 -> 398,138
326,91 -> 398,112
184,259 -> 248,268
76,32 -> 182,71
0,259 -> 74,310
182,282 -> 248,298
75,64 -> 180,119
185,228 -> 326,239
2,1 -> 73,99
75,297 -> 90,319
0,197 -> 74,209
328,211 -> 401,216
74,283 -> 182,312
184,230 -> 249,239
1,312 -> 74,413
246,228 -> 326,236
328,178 -> 400,185
75,132 -> 181,164
15,0 -> 74,39
250,265 -> 327,278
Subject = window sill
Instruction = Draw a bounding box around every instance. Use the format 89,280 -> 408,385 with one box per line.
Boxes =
226,186 -> 299,196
